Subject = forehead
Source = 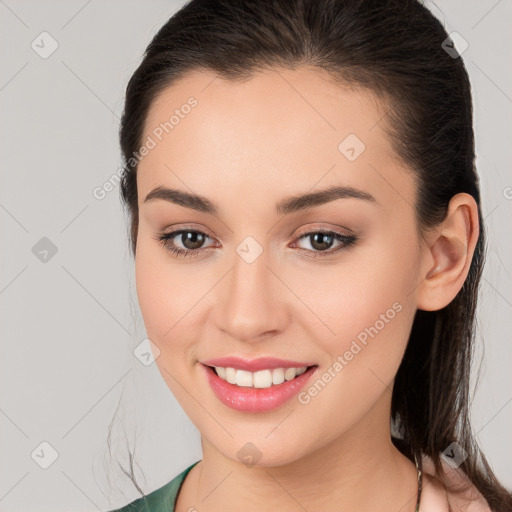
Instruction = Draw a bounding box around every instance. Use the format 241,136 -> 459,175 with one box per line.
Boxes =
142,66 -> 389,150
137,66 -> 413,213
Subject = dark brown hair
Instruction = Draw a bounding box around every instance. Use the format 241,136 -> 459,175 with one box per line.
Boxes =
114,0 -> 512,509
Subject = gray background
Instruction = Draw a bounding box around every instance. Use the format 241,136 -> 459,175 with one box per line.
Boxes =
0,1 -> 510,510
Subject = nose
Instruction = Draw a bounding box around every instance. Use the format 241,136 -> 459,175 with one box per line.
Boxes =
213,244 -> 289,343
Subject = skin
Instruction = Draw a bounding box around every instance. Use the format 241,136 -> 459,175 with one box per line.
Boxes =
134,66 -> 479,512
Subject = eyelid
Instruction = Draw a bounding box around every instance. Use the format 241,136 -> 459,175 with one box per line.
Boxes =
293,223 -> 355,238
161,223 -> 216,238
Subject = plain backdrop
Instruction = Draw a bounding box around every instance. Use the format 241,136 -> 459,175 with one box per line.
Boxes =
0,1 -> 511,510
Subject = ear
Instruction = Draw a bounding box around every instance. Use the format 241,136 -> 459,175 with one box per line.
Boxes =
416,193 -> 480,312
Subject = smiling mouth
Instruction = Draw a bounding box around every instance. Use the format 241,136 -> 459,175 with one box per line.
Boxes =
204,364 -> 317,389
201,363 -> 319,413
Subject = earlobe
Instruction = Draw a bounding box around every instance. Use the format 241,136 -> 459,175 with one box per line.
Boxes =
416,193 -> 479,312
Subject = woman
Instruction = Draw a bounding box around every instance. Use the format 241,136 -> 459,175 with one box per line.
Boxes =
109,0 -> 512,510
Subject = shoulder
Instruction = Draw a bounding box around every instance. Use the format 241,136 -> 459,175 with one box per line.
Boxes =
420,455 -> 492,512
108,461 -> 201,512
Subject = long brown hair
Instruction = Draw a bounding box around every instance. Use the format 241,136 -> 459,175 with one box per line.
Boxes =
114,0 -> 512,508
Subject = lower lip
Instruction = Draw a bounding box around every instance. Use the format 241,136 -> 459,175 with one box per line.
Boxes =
201,364 -> 318,413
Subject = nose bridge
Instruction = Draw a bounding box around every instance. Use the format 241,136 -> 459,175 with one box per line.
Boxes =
214,236 -> 286,341
232,236 -> 269,295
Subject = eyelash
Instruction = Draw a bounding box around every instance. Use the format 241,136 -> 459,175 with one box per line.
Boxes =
154,227 -> 357,259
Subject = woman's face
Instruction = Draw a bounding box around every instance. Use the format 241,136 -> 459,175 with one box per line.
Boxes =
135,66 -> 428,466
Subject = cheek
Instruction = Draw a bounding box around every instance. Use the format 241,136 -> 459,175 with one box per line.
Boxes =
289,265 -> 417,443
283,230 -> 419,353
134,233 -> 192,345
135,240 -> 166,337
282,237 -> 420,425
134,231 -> 214,376
134,244 -> 193,401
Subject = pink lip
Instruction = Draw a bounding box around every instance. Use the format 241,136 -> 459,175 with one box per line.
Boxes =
200,363 -> 319,413
201,356 -> 315,372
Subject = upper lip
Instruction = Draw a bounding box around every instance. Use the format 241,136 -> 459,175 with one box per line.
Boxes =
201,356 -> 316,372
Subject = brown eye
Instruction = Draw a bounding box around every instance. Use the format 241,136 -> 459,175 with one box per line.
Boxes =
154,229 -> 216,258
308,232 -> 336,251
178,231 -> 208,250
293,230 -> 357,257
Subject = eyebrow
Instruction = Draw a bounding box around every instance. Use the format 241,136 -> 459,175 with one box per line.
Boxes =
143,184 -> 376,215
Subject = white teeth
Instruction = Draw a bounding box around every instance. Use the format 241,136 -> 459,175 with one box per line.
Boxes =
225,367 -> 237,384
253,369 -> 272,388
214,366 -> 309,387
272,368 -> 285,385
284,368 -> 296,381
215,366 -> 226,379
235,370 -> 253,387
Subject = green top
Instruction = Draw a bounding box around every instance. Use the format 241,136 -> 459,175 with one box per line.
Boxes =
110,460 -> 201,512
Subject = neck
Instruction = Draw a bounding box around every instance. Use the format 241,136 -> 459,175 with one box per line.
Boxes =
180,398 -> 419,512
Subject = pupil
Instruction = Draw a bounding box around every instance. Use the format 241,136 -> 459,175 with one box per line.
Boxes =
311,233 -> 333,251
183,232 -> 204,250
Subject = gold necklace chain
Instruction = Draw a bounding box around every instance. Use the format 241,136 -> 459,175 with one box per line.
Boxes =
413,453 -> 423,512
